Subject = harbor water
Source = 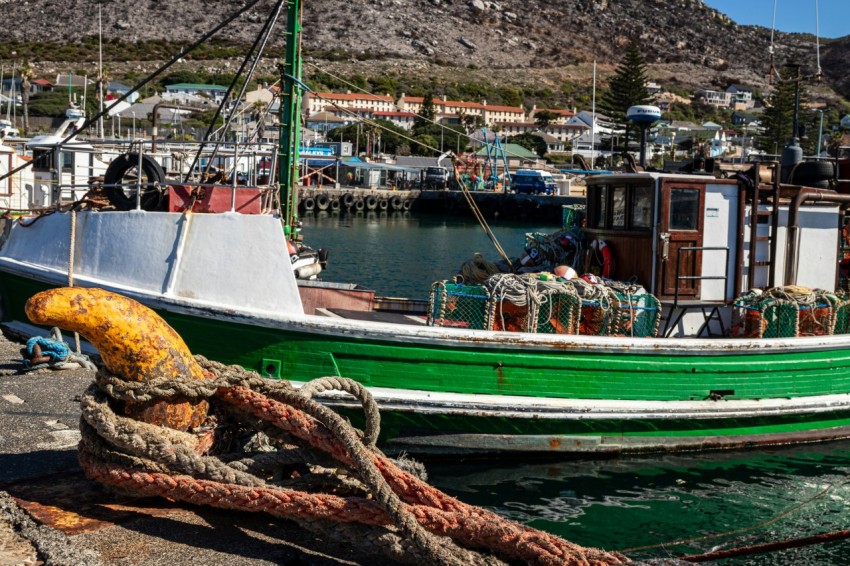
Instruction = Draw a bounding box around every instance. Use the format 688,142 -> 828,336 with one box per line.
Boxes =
301,211 -> 850,564
300,210 -> 553,299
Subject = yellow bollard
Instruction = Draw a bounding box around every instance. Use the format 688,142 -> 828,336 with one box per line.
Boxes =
26,287 -> 209,431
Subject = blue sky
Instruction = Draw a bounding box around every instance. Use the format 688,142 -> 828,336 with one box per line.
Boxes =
703,0 -> 848,38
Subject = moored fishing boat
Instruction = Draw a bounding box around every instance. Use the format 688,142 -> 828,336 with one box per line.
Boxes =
2,1 -> 850,458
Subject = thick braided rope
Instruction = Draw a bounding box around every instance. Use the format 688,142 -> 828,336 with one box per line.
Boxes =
298,376 -> 381,446
216,386 -> 627,565
82,360 -> 626,565
215,386 -> 461,565
80,452 -> 619,566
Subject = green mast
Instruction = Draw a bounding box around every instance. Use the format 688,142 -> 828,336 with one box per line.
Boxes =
278,0 -> 303,241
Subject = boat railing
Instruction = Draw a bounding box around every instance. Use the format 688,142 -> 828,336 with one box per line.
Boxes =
662,245 -> 730,338
35,137 -> 279,213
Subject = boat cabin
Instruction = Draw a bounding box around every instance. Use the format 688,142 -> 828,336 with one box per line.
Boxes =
583,169 -> 843,336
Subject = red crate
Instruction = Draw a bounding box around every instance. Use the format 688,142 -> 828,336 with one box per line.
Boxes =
167,184 -> 263,214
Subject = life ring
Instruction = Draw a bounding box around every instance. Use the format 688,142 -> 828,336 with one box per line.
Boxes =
365,195 -> 378,210
587,239 -> 614,279
330,198 -> 341,212
104,153 -> 166,211
402,199 -> 412,211
378,198 -> 389,211
342,193 -> 355,208
316,194 -> 330,211
354,198 -> 365,211
303,197 -> 316,211
390,195 -> 403,211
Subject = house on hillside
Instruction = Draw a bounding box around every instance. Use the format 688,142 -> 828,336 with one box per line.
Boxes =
306,111 -> 348,133
726,84 -> 755,110
54,74 -> 92,89
373,110 -> 417,131
107,81 -> 139,104
694,87 -> 730,108
164,83 -> 228,102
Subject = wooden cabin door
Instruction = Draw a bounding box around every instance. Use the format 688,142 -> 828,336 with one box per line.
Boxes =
656,182 -> 705,299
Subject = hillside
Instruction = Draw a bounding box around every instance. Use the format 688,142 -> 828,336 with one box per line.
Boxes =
3,0 -> 848,106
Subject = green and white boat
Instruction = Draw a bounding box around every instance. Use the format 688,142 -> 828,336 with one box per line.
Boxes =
2,0 -> 850,457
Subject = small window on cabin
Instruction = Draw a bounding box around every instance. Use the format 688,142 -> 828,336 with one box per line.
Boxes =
593,185 -> 608,228
669,188 -> 700,231
611,185 -> 626,228
631,185 -> 653,230
61,151 -> 73,171
32,150 -> 51,171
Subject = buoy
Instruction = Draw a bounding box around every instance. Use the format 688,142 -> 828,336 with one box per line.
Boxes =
25,287 -> 208,431
286,239 -> 298,255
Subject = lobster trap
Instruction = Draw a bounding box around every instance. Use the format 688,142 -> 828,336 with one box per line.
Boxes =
733,288 -> 842,338
428,275 -> 660,337
487,275 -> 581,334
569,280 -> 661,338
428,282 -> 491,329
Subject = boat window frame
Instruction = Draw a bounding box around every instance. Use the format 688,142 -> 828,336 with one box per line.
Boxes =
588,181 -> 655,232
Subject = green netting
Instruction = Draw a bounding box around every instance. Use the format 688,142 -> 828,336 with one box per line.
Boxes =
562,205 -> 585,230
575,297 -> 619,336
733,289 -> 840,338
428,281 -> 490,329
613,292 -> 661,337
429,274 -> 661,337
535,289 -> 581,335
835,302 -> 850,334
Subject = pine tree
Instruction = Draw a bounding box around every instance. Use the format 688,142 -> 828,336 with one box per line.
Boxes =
600,43 -> 651,150
757,62 -> 808,155
413,91 -> 436,135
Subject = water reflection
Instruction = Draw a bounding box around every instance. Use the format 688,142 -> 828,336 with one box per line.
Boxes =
428,443 -> 850,564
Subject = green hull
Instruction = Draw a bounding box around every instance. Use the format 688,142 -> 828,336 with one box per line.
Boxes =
6,273 -> 850,455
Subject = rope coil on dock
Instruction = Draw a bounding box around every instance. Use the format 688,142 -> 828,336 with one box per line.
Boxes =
79,357 -> 627,566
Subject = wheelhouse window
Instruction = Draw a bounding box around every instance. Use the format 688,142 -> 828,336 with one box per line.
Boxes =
589,183 -> 654,231
591,185 -> 608,228
612,186 -> 627,228
631,185 -> 653,229
669,188 -> 700,230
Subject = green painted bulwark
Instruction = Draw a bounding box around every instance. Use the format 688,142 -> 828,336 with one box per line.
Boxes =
5,273 -> 850,448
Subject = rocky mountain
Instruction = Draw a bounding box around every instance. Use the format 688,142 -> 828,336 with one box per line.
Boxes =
4,0 -> 849,103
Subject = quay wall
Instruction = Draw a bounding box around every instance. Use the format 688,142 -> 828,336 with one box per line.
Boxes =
298,185 -> 584,222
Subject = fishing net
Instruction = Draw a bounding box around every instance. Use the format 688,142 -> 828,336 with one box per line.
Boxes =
562,204 -> 586,230
428,273 -> 661,337
518,228 -> 584,272
733,287 -> 841,338
428,282 -> 490,329
568,277 -> 661,338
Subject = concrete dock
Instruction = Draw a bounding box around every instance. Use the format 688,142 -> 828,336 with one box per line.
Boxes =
297,185 -> 584,223
0,330 -> 400,566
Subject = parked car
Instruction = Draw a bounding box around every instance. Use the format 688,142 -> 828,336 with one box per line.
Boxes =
510,169 -> 557,195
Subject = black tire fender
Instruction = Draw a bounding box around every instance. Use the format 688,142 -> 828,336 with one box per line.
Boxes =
104,153 -> 166,211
